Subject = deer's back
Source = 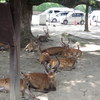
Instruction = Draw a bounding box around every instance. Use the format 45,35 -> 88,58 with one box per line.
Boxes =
42,47 -> 64,55
49,58 -> 75,69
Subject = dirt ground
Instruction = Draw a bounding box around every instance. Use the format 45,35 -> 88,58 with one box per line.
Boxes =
0,25 -> 100,100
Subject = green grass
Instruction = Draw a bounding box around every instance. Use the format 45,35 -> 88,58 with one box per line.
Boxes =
61,33 -> 86,47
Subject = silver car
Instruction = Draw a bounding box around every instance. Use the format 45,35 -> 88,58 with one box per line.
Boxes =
60,11 -> 85,25
50,11 -> 69,23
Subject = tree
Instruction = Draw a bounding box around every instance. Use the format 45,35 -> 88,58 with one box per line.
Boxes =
84,0 -> 89,32
20,0 -> 33,47
12,0 -> 100,47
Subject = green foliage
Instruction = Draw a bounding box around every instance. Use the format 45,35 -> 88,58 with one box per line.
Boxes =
74,4 -> 86,12
33,2 -> 64,11
0,0 -> 6,2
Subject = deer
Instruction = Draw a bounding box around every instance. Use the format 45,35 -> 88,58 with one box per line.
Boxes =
0,77 -> 32,98
37,26 -> 50,42
62,45 -> 82,58
23,40 -> 39,52
38,38 -> 70,56
0,77 -> 39,99
0,43 -> 9,51
48,55 -> 78,71
21,56 -> 60,93
39,52 -> 51,64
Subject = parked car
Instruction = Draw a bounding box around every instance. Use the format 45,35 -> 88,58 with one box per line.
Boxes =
60,10 -> 85,25
50,11 -> 70,23
39,7 -> 74,22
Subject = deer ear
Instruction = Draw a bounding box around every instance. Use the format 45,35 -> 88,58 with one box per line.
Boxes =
20,72 -> 25,78
20,72 -> 24,75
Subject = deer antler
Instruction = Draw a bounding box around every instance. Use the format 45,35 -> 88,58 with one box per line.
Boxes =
61,38 -> 66,46
67,38 -> 70,45
53,56 -> 60,73
43,26 -> 49,34
43,62 -> 49,73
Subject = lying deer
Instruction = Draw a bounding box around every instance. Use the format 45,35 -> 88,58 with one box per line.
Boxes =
38,38 -> 70,56
62,45 -> 82,58
39,52 -> 51,64
48,53 -> 78,71
23,41 -> 39,52
37,26 -> 50,42
21,57 -> 60,93
0,78 -> 31,98
0,43 -> 9,51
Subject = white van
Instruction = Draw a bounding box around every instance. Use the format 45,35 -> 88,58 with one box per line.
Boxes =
89,10 -> 100,23
39,7 -> 74,22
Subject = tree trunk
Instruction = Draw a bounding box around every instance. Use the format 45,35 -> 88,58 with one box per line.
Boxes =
20,1 -> 34,48
84,3 -> 89,31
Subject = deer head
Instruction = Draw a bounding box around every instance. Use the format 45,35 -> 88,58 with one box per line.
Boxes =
43,56 -> 60,90
43,26 -> 50,38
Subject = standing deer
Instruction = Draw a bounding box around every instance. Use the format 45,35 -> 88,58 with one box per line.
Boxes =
37,26 -> 50,42
21,57 -> 60,93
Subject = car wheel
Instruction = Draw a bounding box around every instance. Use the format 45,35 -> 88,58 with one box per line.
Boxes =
63,20 -> 68,25
52,18 -> 57,23
80,20 -> 84,25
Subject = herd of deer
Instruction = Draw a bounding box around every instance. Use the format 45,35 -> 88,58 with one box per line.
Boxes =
0,26 -> 82,99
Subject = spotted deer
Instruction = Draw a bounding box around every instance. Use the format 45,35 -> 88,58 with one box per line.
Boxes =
23,41 -> 39,52
62,45 -> 82,58
37,26 -> 50,42
48,55 -> 78,71
21,57 -> 60,93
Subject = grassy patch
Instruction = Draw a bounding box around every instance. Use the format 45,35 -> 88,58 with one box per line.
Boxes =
61,33 -> 86,47
95,50 -> 100,52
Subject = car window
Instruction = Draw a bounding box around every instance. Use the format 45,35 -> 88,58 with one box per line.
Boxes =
61,13 -> 68,16
72,13 -> 77,17
56,12 -> 68,17
77,13 -> 84,17
72,13 -> 84,17
48,10 -> 53,14
54,10 -> 60,14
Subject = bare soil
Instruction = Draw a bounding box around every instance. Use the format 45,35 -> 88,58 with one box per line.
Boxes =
0,25 -> 100,100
